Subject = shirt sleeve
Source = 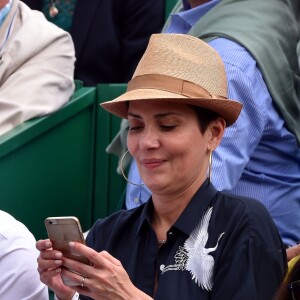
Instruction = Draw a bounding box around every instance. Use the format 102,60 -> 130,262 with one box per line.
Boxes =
211,198 -> 287,299
212,237 -> 286,299
208,38 -> 270,191
0,221 -> 49,299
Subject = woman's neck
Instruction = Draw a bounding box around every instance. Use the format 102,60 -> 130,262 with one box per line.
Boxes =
151,175 -> 207,241
151,175 -> 205,220
151,186 -> 197,237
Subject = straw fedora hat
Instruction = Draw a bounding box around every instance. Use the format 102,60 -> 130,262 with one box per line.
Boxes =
101,33 -> 242,126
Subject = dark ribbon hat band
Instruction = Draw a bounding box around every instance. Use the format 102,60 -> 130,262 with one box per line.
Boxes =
127,74 -> 227,100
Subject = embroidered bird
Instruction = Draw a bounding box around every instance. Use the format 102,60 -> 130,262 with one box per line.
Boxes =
184,207 -> 224,291
160,207 -> 224,291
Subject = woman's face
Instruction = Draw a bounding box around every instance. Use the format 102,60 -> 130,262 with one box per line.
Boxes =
127,100 -> 218,196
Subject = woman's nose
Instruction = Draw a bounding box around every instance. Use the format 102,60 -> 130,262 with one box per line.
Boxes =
139,128 -> 160,150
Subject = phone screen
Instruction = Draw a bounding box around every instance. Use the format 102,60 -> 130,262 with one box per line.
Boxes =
45,216 -> 90,265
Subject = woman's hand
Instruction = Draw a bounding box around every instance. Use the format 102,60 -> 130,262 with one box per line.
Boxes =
36,239 -> 76,300
61,242 -> 153,300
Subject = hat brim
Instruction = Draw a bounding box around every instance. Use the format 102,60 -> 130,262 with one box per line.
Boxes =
101,89 -> 243,127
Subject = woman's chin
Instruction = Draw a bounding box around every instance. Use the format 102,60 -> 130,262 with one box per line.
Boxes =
143,181 -> 164,192
144,180 -> 172,195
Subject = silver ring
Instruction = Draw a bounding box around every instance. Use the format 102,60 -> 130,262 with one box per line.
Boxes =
81,276 -> 85,287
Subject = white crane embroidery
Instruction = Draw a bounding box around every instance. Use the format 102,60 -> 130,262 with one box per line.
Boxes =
160,207 -> 224,291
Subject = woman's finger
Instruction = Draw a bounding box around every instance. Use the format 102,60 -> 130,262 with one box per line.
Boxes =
100,250 -> 122,266
68,242 -> 101,266
36,239 -> 52,251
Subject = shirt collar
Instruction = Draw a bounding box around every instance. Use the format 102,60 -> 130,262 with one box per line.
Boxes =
173,180 -> 217,236
135,197 -> 154,238
166,0 -> 221,33
135,179 -> 217,238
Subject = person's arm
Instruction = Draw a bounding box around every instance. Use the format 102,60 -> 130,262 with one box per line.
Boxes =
119,0 -> 165,81
211,200 -> 286,299
212,238 -> 286,299
0,9 -> 75,136
209,39 -> 268,191
0,227 -> 48,299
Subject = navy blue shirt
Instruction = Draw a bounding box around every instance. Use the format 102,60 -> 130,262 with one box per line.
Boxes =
83,181 -> 286,299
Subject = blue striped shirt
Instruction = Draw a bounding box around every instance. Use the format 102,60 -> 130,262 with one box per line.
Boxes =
126,0 -> 300,246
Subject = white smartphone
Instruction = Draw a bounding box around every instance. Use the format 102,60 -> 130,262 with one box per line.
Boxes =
44,216 -> 90,265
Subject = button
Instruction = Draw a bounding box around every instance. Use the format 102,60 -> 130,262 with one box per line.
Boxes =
134,197 -> 140,203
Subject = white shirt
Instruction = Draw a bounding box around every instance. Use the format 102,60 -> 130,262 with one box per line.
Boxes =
0,210 -> 49,299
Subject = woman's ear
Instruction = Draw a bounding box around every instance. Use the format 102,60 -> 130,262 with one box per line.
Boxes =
207,117 -> 226,150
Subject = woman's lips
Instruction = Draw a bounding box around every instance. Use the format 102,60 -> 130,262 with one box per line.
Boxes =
141,158 -> 165,169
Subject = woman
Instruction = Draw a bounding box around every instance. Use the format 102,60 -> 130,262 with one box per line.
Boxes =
36,34 -> 287,300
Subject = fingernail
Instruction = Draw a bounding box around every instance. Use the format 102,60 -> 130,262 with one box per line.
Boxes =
69,242 -> 75,247
55,252 -> 62,258
54,260 -> 62,265
55,268 -> 61,273
46,241 -> 52,248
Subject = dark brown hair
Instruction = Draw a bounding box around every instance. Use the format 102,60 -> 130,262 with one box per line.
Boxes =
192,106 -> 222,134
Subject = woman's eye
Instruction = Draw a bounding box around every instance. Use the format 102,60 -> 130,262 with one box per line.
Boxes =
160,125 -> 176,131
129,126 -> 142,131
